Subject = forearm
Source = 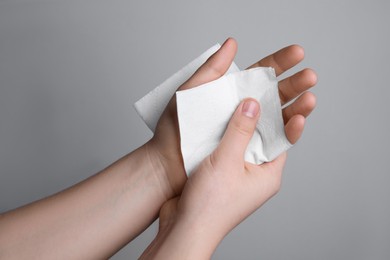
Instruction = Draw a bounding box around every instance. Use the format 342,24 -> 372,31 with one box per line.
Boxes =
0,143 -> 173,259
140,217 -> 223,260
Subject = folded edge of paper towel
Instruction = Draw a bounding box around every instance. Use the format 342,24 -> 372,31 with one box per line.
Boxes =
134,43 -> 239,132
176,67 -> 292,175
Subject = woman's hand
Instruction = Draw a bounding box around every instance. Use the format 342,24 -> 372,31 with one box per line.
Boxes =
141,95 -> 316,259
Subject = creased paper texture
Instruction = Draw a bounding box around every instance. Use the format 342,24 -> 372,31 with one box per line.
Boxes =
176,67 -> 291,174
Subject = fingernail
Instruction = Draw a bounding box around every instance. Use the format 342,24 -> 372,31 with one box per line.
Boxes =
242,100 -> 259,118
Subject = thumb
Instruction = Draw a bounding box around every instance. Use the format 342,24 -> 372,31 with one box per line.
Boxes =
214,99 -> 260,163
179,37 -> 237,91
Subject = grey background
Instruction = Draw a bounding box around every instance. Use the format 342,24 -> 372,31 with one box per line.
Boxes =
0,0 -> 389,259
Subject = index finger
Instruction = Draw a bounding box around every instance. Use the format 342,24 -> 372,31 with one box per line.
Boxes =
246,45 -> 304,76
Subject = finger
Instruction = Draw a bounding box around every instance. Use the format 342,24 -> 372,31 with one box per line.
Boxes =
214,99 -> 260,163
285,114 -> 305,144
278,68 -> 317,105
282,92 -> 316,124
179,37 -> 237,91
164,38 -> 237,113
246,45 -> 304,76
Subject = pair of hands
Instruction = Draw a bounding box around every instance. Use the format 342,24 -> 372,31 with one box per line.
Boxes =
141,38 -> 317,258
0,38 -> 316,259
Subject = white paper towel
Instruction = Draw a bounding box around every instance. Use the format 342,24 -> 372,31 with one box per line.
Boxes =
134,44 -> 292,176
176,67 -> 291,174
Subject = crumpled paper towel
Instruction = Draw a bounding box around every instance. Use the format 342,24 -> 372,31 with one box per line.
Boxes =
134,44 -> 291,175
176,67 -> 291,174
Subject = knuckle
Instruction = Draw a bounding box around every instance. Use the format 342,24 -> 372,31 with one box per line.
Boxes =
204,61 -> 225,78
231,119 -> 253,137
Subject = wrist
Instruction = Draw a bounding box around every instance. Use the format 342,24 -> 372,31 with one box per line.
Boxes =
127,142 -> 173,202
171,217 -> 223,258
143,138 -> 187,197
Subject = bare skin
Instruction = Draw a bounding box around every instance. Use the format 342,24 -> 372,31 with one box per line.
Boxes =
0,38 -> 316,259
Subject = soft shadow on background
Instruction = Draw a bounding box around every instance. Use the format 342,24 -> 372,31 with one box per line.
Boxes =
1,0 -> 389,259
